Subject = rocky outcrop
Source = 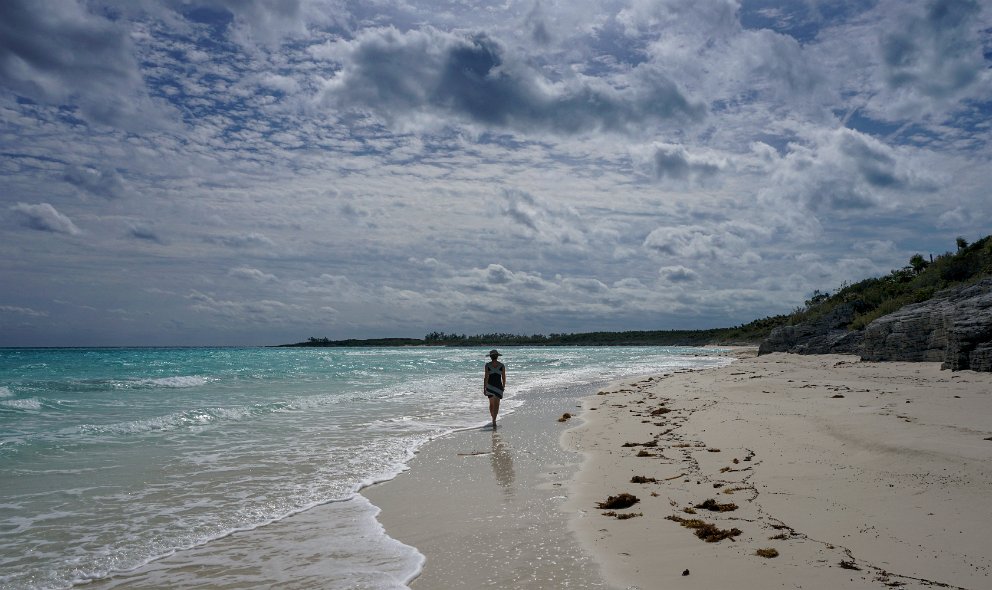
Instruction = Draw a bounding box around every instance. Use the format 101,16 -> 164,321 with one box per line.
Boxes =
861,279 -> 992,371
759,279 -> 992,372
758,304 -> 863,355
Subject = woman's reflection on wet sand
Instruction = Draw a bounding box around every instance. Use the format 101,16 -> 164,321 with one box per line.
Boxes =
490,432 -> 515,494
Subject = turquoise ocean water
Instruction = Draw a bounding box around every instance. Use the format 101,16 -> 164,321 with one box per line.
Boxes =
0,346 -> 729,589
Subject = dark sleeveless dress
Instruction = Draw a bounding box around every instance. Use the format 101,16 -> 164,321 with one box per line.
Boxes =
485,362 -> 504,399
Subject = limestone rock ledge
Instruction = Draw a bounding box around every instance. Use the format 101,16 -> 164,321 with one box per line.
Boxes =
760,279 -> 992,372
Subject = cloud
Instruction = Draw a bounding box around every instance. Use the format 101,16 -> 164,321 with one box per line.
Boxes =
319,26 -> 705,135
203,232 -> 276,248
228,266 -> 277,283
126,223 -> 165,243
643,221 -> 766,262
877,0 -> 987,106
64,165 -> 127,200
10,202 -> 81,235
0,305 -> 48,317
936,207 -> 969,229
762,127 -> 935,213
186,289 -> 297,323
501,188 -> 587,246
637,142 -> 723,183
0,0 -> 168,128
659,265 -> 699,283
196,0 -> 308,46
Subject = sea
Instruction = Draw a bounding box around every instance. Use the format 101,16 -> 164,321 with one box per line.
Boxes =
0,346 -> 731,589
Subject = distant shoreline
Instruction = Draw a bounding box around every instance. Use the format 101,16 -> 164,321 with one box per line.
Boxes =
278,330 -> 761,348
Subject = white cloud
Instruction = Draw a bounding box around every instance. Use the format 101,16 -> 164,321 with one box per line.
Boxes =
126,223 -> 165,243
501,188 -> 589,247
203,232 -> 276,248
0,305 -> 48,317
761,127 -> 937,213
229,266 -> 278,283
186,289 -> 298,323
10,202 -> 81,235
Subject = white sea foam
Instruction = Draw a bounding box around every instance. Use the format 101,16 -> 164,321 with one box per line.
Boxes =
75,402 -> 284,436
0,397 -> 42,410
0,386 -> 12,398
133,376 -> 211,388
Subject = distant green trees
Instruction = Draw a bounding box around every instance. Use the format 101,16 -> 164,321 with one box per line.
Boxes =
909,254 -> 929,274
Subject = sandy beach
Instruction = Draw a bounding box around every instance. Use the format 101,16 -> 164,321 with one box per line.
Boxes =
371,350 -> 992,589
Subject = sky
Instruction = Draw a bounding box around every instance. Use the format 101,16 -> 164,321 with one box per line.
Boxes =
1,0 -> 990,347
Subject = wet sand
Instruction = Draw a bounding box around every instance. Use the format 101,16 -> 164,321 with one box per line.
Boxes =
363,381 -> 609,588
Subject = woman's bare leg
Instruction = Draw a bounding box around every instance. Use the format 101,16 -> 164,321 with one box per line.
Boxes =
489,396 -> 500,427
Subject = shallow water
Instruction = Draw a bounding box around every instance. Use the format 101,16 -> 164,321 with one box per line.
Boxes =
0,346 -> 728,589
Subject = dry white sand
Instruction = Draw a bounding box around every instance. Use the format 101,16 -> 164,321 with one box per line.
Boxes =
564,351 -> 992,590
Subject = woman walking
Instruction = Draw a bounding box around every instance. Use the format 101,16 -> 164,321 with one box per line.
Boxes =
483,350 -> 506,429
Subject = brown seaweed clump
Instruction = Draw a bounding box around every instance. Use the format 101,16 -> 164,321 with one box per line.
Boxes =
839,560 -> 861,571
694,498 -> 739,512
636,450 -> 655,457
630,475 -> 658,483
603,511 -> 643,520
665,515 -> 742,542
756,548 -> 779,558
596,493 -> 640,510
557,412 -> 572,422
622,440 -> 658,447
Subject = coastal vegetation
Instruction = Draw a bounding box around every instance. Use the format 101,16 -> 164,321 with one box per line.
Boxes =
282,234 -> 991,348
784,234 -> 992,332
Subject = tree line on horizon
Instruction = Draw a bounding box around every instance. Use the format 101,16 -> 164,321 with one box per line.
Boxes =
283,234 -> 992,348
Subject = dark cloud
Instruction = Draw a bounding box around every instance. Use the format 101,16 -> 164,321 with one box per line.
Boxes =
127,223 -> 164,243
660,265 -> 699,283
0,0 -> 157,128
10,202 -> 81,235
182,0 -> 307,45
322,27 -> 704,135
879,0 -> 985,100
840,133 -> 901,189
650,144 -> 721,182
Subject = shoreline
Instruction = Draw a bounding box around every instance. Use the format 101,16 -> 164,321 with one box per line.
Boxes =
563,352 -> 992,589
361,379 -> 612,588
361,349 -> 736,588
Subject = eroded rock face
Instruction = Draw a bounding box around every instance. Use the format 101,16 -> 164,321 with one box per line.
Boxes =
759,279 -> 992,372
758,304 -> 862,356
862,279 -> 992,371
